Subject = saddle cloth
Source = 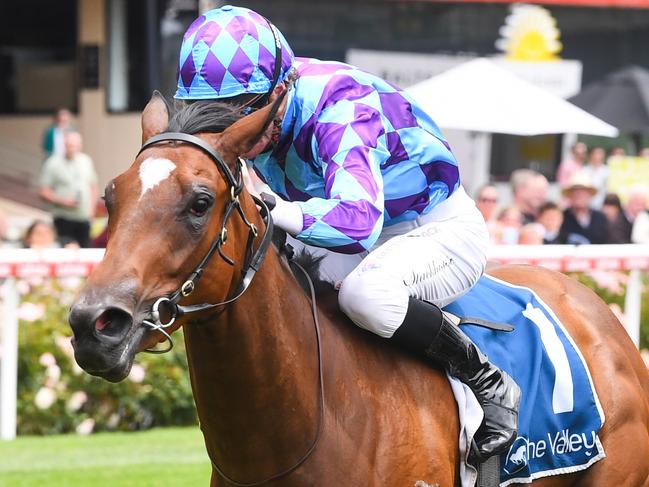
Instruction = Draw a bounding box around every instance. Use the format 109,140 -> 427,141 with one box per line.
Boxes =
443,274 -> 606,487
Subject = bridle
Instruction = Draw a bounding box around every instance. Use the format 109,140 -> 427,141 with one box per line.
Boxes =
137,132 -> 275,353
138,11 -> 287,344
135,132 -> 325,486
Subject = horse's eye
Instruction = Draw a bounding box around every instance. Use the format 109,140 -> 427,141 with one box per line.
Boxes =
189,196 -> 212,217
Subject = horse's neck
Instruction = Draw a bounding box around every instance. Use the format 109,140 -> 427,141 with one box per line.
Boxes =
183,248 -> 321,477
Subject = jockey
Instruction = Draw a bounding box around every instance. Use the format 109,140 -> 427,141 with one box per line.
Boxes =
175,5 -> 520,462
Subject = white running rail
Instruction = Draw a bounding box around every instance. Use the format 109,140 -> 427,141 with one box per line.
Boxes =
1,245 -> 648,440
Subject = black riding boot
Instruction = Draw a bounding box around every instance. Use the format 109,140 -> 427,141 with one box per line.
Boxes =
391,297 -> 521,462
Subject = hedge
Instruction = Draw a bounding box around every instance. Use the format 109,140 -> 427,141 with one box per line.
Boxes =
12,270 -> 649,435
15,277 -> 196,435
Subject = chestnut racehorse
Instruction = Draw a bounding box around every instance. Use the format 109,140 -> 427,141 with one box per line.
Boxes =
69,94 -> 649,486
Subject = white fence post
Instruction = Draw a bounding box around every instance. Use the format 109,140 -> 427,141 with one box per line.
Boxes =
624,269 -> 642,348
0,278 -> 19,440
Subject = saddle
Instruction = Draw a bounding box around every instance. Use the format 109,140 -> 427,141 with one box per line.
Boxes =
281,239 -> 605,487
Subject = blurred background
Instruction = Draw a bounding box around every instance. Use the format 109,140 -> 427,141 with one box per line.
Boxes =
1,0 -> 649,219
1,1 -> 649,485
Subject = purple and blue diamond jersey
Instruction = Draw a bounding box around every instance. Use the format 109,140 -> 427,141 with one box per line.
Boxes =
251,58 -> 461,254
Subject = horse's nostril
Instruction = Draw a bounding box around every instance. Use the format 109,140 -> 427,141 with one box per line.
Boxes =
94,308 -> 133,340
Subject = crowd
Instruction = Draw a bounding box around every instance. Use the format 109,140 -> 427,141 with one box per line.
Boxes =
477,143 -> 649,246
1,111 -> 647,251
0,108 -> 104,250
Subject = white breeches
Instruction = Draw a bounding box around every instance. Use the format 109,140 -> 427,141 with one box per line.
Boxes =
289,186 -> 489,338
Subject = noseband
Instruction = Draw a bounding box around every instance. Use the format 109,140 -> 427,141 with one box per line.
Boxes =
136,132 -> 274,353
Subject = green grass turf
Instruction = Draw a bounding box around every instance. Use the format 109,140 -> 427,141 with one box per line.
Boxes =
0,427 -> 211,486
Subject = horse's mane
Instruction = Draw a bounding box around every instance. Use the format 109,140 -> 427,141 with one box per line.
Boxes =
272,229 -> 335,296
167,100 -> 244,134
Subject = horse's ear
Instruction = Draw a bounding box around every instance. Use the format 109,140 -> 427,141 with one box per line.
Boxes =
216,91 -> 287,160
141,91 -> 170,144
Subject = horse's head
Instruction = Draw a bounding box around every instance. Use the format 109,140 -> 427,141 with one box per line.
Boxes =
69,92 -> 280,382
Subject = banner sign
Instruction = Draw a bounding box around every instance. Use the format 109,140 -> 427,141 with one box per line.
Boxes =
607,155 -> 649,201
346,50 -> 582,98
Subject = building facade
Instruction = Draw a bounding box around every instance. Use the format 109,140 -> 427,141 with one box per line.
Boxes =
1,0 -> 648,202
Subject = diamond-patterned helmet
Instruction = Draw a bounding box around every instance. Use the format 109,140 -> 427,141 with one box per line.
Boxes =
174,5 -> 295,101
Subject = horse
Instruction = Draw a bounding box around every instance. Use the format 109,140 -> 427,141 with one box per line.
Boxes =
69,93 -> 649,486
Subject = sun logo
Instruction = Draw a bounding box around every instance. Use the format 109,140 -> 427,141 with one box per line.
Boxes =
496,4 -> 563,61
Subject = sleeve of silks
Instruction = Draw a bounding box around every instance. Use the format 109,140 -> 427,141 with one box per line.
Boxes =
291,101 -> 388,254
270,196 -> 304,236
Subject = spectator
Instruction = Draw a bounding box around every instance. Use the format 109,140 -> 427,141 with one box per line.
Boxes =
510,169 -> 548,224
632,210 -> 649,244
536,201 -> 563,244
39,131 -> 98,248
42,108 -> 74,159
627,186 -> 649,244
518,223 -> 545,245
90,200 -> 109,248
582,147 -> 608,209
91,226 -> 108,248
558,171 -> 608,245
475,183 -> 502,243
601,193 -> 632,244
0,210 -> 9,246
496,206 -> 523,245
475,183 -> 500,223
639,147 -> 649,159
23,220 -> 57,249
625,186 -> 648,223
556,141 -> 587,188
610,147 -> 626,157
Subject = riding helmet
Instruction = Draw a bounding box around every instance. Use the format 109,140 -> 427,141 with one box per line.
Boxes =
174,5 -> 295,102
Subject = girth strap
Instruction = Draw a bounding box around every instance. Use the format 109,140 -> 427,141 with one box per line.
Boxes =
459,316 -> 514,332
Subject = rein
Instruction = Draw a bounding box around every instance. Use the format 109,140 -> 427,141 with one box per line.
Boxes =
210,258 -> 325,486
135,133 -> 325,485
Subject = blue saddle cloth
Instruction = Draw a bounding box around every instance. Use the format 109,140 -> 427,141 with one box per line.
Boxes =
444,274 -> 605,485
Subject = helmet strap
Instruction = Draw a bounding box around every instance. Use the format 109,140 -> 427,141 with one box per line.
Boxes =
253,17 -> 283,108
270,117 -> 282,146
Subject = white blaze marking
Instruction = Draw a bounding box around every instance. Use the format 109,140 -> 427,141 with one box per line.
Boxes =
138,157 -> 176,198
